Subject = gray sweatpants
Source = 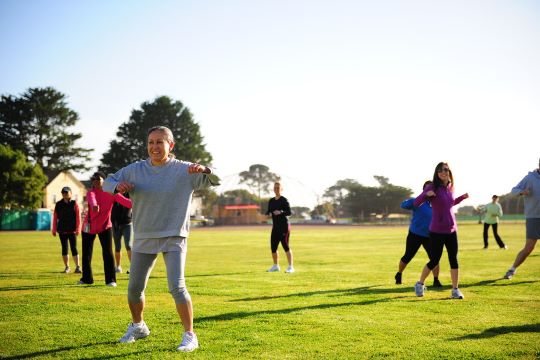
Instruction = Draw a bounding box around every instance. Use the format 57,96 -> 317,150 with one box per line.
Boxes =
128,249 -> 191,305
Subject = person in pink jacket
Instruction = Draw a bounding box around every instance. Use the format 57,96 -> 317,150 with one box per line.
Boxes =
413,162 -> 469,299
79,171 -> 132,286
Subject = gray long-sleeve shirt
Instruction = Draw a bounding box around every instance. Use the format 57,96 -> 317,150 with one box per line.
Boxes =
103,158 -> 219,239
511,169 -> 540,219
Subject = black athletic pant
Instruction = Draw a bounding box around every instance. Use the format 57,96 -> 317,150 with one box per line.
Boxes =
426,231 -> 459,270
400,231 -> 430,264
59,233 -> 78,256
80,229 -> 116,284
483,223 -> 506,248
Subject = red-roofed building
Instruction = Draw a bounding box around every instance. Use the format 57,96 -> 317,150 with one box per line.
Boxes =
212,204 -> 267,225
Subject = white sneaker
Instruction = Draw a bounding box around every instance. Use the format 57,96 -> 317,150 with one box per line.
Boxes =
177,331 -> 199,352
107,282 -> 117,287
119,321 -> 150,343
116,266 -> 123,273
267,264 -> 280,272
64,266 -> 70,273
414,282 -> 425,297
504,269 -> 515,279
451,288 -> 464,299
285,266 -> 295,273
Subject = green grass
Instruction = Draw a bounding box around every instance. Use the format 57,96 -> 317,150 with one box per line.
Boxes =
0,223 -> 539,359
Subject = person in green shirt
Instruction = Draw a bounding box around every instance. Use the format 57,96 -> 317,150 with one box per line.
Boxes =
483,195 -> 507,249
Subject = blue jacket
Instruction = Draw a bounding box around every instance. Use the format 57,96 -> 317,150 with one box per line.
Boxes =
401,198 -> 432,238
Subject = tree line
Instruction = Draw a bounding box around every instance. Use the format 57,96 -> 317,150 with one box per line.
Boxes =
0,86 -> 526,217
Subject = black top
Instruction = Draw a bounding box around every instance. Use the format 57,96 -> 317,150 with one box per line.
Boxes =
111,193 -> 132,226
267,196 -> 291,230
54,200 -> 77,232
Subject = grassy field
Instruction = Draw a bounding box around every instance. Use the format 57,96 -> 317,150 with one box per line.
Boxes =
0,223 -> 539,359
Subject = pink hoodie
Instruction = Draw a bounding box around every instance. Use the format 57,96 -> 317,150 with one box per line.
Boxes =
82,188 -> 132,234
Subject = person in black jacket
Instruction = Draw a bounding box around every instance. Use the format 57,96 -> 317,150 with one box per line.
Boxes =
52,187 -> 81,273
266,182 -> 294,273
111,192 -> 133,274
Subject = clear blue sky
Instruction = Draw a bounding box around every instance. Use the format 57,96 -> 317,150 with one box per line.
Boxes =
1,0 -> 539,208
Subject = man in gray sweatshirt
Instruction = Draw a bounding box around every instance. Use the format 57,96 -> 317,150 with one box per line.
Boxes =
504,158 -> 540,279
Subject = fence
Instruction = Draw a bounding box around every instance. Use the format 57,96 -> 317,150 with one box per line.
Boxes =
0,209 -> 52,230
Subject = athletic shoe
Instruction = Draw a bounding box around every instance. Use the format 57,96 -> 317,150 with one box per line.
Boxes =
500,245 -> 508,250
78,280 -> 91,285
432,278 -> 443,288
116,266 -> 123,273
74,266 -> 82,273
177,332 -> 199,352
267,264 -> 280,272
119,321 -> 150,343
64,266 -> 70,273
107,282 -> 117,287
482,246 -> 488,250
394,272 -> 402,285
504,269 -> 515,279
285,266 -> 295,273
451,288 -> 464,299
414,282 -> 425,297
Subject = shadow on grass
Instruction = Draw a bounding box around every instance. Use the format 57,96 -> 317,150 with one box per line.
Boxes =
451,323 -> 540,340
230,279 -> 539,302
1,341 -> 123,359
199,296 -> 405,323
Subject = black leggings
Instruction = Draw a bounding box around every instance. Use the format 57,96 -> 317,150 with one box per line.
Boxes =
80,229 -> 116,284
426,231 -> 459,270
59,233 -> 78,256
270,226 -> 290,253
400,231 -> 430,264
483,223 -> 505,248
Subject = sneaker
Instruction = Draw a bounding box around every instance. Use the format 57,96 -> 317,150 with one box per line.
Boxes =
432,278 -> 443,288
64,266 -> 71,273
74,266 -> 82,273
414,282 -> 425,297
107,282 -> 117,287
394,272 -> 402,285
267,264 -> 280,272
116,266 -> 123,273
177,331 -> 199,352
504,269 -> 515,279
285,266 -> 295,273
451,288 -> 464,299
119,321 -> 150,343
500,245 -> 508,250
78,280 -> 91,285
482,246 -> 488,250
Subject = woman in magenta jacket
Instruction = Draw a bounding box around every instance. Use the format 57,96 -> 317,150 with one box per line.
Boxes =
413,162 -> 469,299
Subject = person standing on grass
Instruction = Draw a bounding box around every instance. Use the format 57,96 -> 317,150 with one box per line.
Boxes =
103,125 -> 219,352
266,181 -> 294,273
79,171 -> 132,287
504,158 -> 540,280
413,162 -> 469,299
483,195 -> 507,249
52,186 -> 81,274
395,181 -> 441,287
111,192 -> 133,274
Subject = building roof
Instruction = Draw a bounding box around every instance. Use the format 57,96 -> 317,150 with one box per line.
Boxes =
224,205 -> 260,210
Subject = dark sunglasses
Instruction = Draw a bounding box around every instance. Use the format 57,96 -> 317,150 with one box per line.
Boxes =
437,168 -> 450,173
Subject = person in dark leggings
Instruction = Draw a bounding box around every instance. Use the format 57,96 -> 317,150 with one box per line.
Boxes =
266,182 -> 294,273
395,181 -> 441,287
413,162 -> 469,299
483,195 -> 507,249
52,186 -> 81,273
79,172 -> 132,286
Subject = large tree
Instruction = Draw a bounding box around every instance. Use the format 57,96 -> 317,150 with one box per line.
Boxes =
100,96 -> 212,175
239,164 -> 280,199
0,87 -> 93,172
0,144 -> 47,209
